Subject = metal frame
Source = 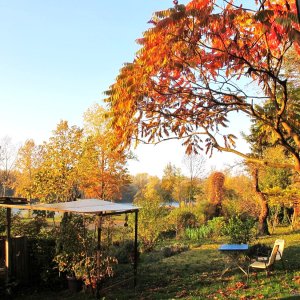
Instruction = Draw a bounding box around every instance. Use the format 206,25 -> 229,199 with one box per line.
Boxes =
94,209 -> 139,298
0,197 -> 139,294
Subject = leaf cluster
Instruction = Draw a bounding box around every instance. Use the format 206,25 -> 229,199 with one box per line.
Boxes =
106,0 -> 300,172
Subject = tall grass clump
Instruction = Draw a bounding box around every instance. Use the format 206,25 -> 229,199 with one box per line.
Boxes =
185,217 -> 225,242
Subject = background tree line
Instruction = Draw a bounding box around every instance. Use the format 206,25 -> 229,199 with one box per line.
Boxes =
1,113 -> 300,232
0,103 -> 130,203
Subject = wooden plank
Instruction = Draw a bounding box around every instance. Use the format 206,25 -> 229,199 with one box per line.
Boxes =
5,237 -> 29,284
12,237 -> 29,283
0,197 -> 27,204
5,238 -> 10,283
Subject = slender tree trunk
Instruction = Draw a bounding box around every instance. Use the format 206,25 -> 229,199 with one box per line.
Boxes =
252,168 -> 270,236
215,203 -> 222,218
257,193 -> 270,235
292,199 -> 300,228
100,150 -> 105,200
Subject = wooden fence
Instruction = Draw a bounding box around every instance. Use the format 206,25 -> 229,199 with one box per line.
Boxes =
3,236 -> 29,283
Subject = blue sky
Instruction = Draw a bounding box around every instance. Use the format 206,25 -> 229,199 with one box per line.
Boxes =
0,0 -> 248,177
0,0 -> 172,140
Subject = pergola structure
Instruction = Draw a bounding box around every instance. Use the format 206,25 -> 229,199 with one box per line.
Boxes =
0,197 -> 139,295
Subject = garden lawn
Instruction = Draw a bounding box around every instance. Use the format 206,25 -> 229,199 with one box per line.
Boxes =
15,227 -> 300,299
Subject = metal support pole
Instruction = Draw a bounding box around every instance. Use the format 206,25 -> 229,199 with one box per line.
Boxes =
134,210 -> 138,287
96,213 -> 102,299
5,207 -> 11,283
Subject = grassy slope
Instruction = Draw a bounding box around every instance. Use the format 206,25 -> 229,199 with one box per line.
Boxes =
15,227 -> 300,299
104,227 -> 300,299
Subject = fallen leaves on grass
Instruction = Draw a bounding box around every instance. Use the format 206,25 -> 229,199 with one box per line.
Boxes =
208,281 -> 249,299
293,276 -> 300,285
240,295 -> 264,299
175,289 -> 188,298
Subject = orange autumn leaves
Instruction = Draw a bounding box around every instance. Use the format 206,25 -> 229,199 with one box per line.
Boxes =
186,0 -> 211,10
106,0 -> 300,156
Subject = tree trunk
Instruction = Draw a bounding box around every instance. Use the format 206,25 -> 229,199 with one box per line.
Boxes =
292,199 -> 300,228
215,204 -> 222,218
252,168 -> 270,236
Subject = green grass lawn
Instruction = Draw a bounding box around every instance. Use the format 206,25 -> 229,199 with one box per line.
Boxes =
14,227 -> 300,299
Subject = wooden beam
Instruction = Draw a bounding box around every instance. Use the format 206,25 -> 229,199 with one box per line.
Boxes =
5,207 -> 11,283
134,210 -> 138,287
96,213 -> 103,299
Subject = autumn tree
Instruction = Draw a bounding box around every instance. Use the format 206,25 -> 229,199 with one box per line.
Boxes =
106,0 -> 300,174
282,47 -> 300,86
161,162 -> 179,202
132,173 -> 150,190
223,173 -> 260,218
183,153 -> 206,204
246,142 -> 295,233
14,139 -> 40,200
79,104 -> 130,200
259,147 -> 295,227
120,173 -> 151,202
34,121 -> 83,203
207,171 -> 225,217
172,171 -> 190,206
0,137 -> 17,196
244,44 -> 300,234
133,176 -> 167,251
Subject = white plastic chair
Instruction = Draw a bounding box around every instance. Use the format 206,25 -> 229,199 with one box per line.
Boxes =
248,239 -> 286,282
257,239 -> 285,269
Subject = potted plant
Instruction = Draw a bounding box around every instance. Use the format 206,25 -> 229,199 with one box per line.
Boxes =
53,252 -> 84,292
53,214 -> 88,292
53,213 -> 118,294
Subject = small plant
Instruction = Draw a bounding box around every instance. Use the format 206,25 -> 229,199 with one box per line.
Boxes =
185,226 -> 211,241
77,254 -> 118,289
222,215 -> 256,244
207,217 -> 225,237
53,253 -> 81,277
185,217 -> 225,242
109,240 -> 139,264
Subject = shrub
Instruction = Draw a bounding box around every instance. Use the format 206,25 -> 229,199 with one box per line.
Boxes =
168,208 -> 198,237
207,217 -> 225,237
132,202 -> 168,252
27,233 -> 63,288
13,216 -> 48,237
177,211 -> 197,230
161,243 -> 189,258
222,215 -> 256,244
133,178 -> 169,252
109,240 -> 139,264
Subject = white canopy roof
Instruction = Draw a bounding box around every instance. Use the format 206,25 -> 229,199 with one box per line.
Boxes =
0,198 -> 138,215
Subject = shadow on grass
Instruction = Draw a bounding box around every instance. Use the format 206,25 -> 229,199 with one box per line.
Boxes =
13,228 -> 300,299
103,246 -> 236,299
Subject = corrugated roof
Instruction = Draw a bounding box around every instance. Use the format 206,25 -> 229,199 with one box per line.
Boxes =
0,198 -> 138,214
